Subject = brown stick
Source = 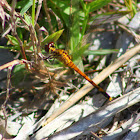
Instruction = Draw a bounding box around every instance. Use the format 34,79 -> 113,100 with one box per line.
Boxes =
0,60 -> 24,70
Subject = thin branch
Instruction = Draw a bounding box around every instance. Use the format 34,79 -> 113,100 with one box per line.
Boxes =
9,0 -> 28,68
43,0 -> 54,33
0,60 -> 26,70
35,0 -> 43,23
1,66 -> 12,140
29,25 -> 38,63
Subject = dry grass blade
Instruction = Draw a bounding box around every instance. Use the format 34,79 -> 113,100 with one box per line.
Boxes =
33,87 -> 140,140
102,114 -> 140,140
48,87 -> 140,139
42,44 -> 140,126
0,60 -> 24,70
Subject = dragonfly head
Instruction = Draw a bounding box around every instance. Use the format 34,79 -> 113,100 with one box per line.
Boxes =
45,42 -> 55,53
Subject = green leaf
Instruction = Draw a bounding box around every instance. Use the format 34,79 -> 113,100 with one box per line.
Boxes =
73,56 -> 84,73
47,1 -> 71,27
69,0 -> 81,52
41,29 -> 64,46
6,35 -> 20,48
0,46 -> 7,49
0,46 -> 19,50
20,0 -> 33,16
16,0 -> 30,9
72,43 -> 90,61
84,49 -> 118,55
24,13 -> 32,25
11,64 -> 26,86
89,10 -> 131,26
89,0 -> 113,13
80,0 -> 90,37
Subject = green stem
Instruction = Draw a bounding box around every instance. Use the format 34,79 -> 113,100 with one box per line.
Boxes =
32,0 -> 35,27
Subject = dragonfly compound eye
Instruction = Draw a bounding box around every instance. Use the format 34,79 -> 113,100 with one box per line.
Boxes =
45,42 -> 55,53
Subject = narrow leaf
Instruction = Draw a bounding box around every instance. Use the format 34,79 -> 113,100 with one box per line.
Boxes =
6,35 -> 20,47
41,29 -> 64,46
84,49 -> 118,55
20,0 -> 33,16
89,0 -> 113,13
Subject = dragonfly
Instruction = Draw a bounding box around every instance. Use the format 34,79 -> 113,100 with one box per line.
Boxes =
44,42 -> 112,101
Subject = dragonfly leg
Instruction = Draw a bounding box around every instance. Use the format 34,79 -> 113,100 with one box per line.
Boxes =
38,53 -> 54,60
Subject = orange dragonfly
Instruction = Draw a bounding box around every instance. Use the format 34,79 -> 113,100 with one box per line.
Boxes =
45,42 -> 112,101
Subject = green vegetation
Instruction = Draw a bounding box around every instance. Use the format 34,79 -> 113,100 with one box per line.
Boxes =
0,0 -> 136,86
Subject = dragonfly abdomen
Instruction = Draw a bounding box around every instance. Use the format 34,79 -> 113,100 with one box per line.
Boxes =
66,61 -> 112,101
